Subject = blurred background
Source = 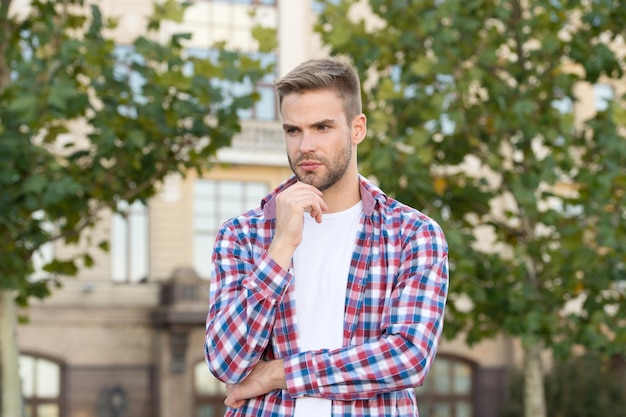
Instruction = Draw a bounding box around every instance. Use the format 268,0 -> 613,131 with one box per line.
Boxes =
1,1 -> 624,417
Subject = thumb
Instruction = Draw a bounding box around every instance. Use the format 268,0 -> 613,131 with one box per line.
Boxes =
224,394 -> 245,409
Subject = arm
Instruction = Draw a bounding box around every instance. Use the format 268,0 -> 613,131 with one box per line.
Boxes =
205,182 -> 328,384
224,359 -> 287,408
284,220 -> 449,401
204,226 -> 291,384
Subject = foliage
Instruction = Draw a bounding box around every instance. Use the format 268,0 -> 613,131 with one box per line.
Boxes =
0,0 -> 274,305
314,0 -> 626,357
500,354 -> 626,417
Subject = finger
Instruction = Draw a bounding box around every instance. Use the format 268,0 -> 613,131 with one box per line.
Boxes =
224,395 -> 245,409
309,206 -> 324,223
303,193 -> 328,213
295,181 -> 324,195
315,198 -> 328,213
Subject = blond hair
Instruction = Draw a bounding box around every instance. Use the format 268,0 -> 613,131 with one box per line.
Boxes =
275,57 -> 362,122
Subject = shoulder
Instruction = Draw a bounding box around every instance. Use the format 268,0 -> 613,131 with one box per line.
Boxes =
220,206 -> 266,236
359,176 -> 433,223
360,177 -> 446,242
383,195 -> 442,231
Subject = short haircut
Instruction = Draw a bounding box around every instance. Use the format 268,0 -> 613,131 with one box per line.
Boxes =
275,57 -> 362,122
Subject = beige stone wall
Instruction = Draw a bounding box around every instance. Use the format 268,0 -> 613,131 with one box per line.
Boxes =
18,304 -> 156,366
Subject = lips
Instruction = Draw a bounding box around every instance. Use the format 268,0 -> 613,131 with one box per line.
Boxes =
299,160 -> 322,171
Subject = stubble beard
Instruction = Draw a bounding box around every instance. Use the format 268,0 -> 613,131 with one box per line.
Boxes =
288,144 -> 352,192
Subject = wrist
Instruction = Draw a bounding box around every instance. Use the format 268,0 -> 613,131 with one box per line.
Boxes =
268,359 -> 287,390
267,242 -> 295,271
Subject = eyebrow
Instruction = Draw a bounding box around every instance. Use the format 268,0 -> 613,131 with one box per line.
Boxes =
282,118 -> 337,131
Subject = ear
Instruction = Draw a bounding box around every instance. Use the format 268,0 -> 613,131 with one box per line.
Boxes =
351,113 -> 367,145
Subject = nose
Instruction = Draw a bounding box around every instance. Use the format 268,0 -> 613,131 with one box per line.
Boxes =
298,130 -> 316,153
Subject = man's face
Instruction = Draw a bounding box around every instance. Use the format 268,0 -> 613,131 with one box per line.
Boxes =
281,89 -> 354,192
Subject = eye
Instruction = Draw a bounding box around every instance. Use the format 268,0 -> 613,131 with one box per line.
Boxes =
317,124 -> 330,131
284,127 -> 300,135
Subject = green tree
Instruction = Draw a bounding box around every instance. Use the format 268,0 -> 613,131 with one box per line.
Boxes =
315,1 -> 626,416
501,354 -> 626,417
0,0 -> 274,414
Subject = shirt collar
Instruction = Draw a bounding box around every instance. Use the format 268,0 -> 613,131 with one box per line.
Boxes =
261,175 -> 386,220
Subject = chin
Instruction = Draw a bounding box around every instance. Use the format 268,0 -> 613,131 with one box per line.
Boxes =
297,172 -> 316,183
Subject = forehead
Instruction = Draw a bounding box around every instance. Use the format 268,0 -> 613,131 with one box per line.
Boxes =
281,89 -> 346,123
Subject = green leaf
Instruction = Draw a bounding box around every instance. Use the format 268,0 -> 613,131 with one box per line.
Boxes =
98,240 -> 110,252
252,26 -> 278,53
83,253 -> 94,268
6,95 -> 38,119
47,78 -> 79,111
43,259 -> 78,276
22,174 -> 48,194
42,177 -> 81,206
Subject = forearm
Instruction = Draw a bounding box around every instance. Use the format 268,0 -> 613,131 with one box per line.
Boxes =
224,359 -> 287,409
284,329 -> 442,401
267,238 -> 295,271
205,250 -> 292,384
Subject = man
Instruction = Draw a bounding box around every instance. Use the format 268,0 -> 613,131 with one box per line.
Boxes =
205,57 -> 448,416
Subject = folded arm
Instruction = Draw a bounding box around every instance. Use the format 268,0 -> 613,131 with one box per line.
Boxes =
204,224 -> 292,384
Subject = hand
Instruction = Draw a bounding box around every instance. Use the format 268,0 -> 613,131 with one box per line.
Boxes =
268,182 -> 327,269
224,360 -> 287,409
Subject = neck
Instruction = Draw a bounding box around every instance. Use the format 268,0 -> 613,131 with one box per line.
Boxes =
321,172 -> 361,213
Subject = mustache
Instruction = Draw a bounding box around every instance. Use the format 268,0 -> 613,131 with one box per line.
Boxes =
296,154 -> 325,164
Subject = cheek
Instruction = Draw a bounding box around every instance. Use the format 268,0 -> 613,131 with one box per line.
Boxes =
285,140 -> 298,153
285,141 -> 302,160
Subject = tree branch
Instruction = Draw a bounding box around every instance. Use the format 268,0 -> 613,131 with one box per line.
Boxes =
511,0 -> 527,80
0,0 -> 13,93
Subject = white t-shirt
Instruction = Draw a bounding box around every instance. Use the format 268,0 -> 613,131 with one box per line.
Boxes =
292,201 -> 363,417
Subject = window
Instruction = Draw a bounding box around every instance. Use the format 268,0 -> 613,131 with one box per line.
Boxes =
186,48 -> 277,121
111,201 -> 149,283
416,355 -> 475,417
197,0 -> 279,121
241,52 -> 277,121
19,354 -> 63,417
194,361 -> 227,417
193,179 -> 268,279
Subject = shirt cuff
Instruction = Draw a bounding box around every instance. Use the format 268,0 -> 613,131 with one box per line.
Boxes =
241,250 -> 292,302
284,351 -> 319,397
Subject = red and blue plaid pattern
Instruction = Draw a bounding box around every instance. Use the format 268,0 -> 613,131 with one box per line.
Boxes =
205,176 -> 449,417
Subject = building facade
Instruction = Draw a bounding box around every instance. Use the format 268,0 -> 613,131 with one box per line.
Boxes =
14,1 -> 621,417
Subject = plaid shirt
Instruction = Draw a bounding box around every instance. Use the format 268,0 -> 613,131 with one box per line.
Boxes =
205,176 -> 449,417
